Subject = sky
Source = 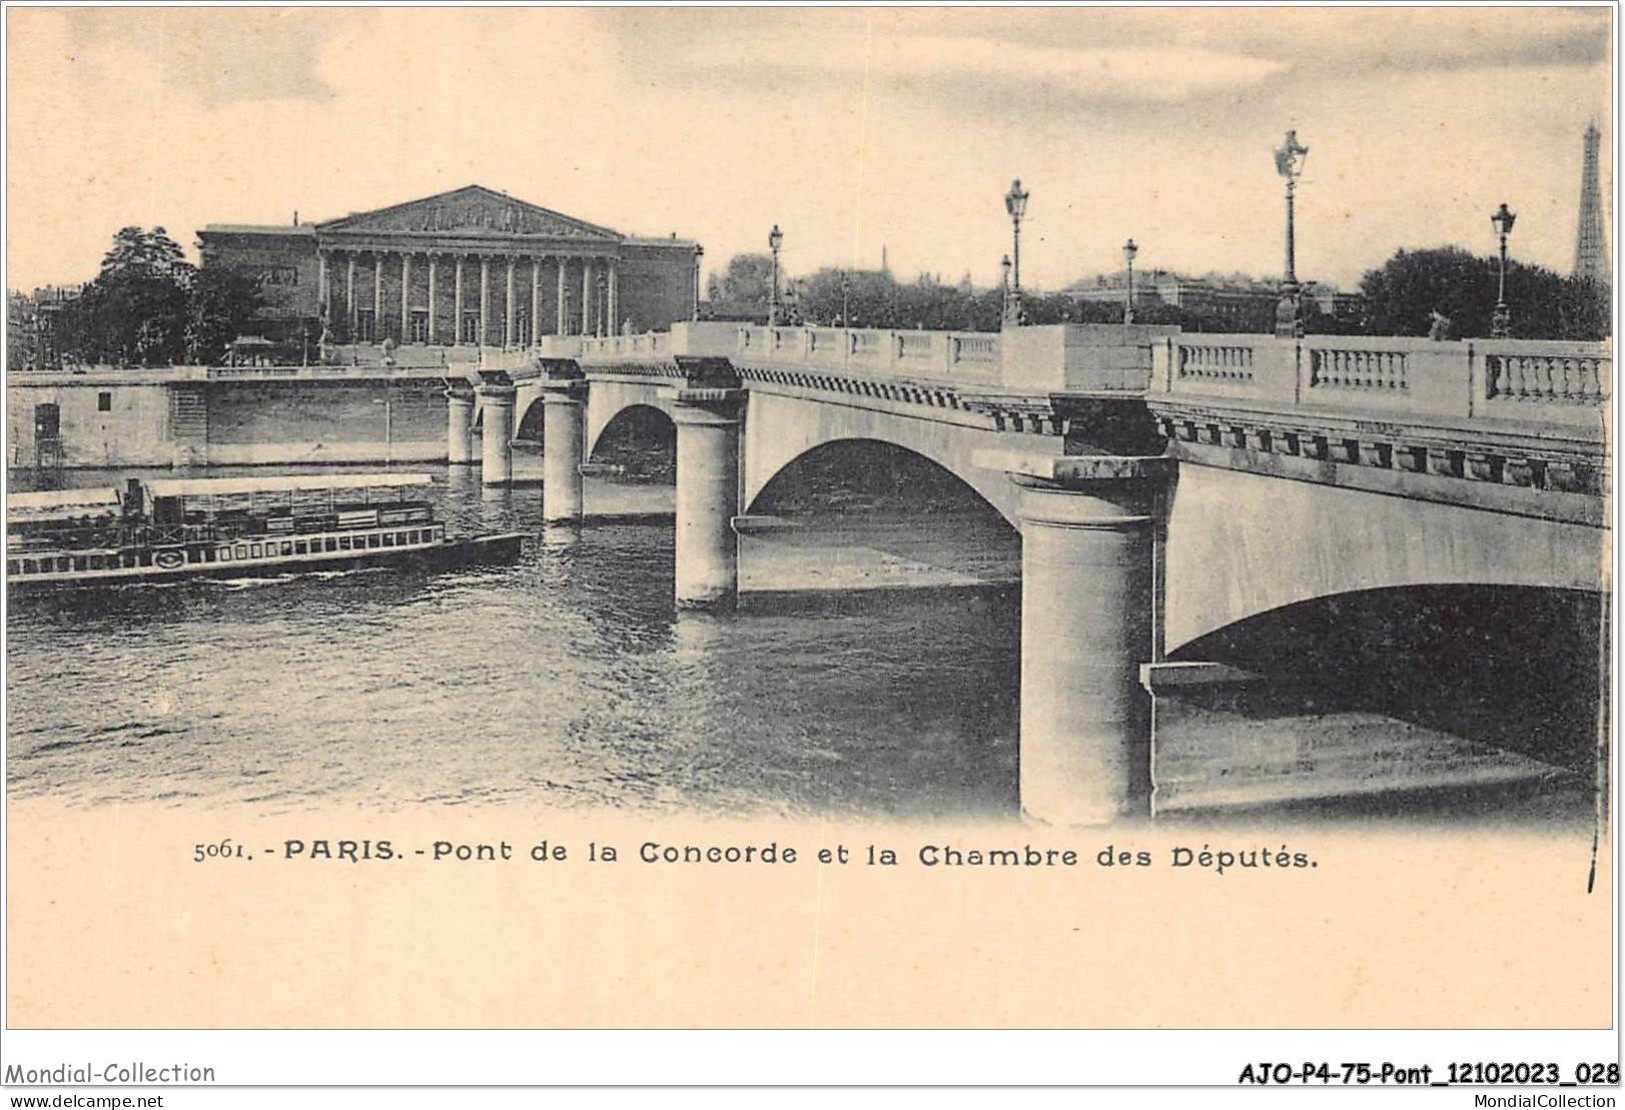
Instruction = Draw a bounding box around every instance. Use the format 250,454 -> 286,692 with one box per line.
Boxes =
5,6 -> 1614,295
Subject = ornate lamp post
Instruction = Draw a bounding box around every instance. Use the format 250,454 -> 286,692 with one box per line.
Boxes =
767,224 -> 784,326
1122,238 -> 1139,325
1273,129 -> 1309,338
839,268 -> 850,328
1003,179 -> 1029,325
1490,203 -> 1516,338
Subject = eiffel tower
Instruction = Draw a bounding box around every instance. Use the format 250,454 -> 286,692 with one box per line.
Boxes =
1573,119 -> 1609,286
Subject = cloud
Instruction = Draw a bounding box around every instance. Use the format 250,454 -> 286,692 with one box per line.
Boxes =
5,8 -> 1612,296
59,9 -> 344,105
670,30 -> 1288,105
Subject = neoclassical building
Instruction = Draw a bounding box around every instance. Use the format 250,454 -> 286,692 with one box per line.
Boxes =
197,185 -> 702,352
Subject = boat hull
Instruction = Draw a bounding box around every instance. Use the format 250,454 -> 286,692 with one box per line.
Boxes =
8,533 -> 526,594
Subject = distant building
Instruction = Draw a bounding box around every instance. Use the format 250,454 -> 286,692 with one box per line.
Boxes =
1068,269 -> 1360,328
197,185 -> 702,353
6,285 -> 82,372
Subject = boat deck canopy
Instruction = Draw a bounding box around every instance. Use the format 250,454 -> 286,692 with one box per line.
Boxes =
8,488 -> 123,522
146,474 -> 434,499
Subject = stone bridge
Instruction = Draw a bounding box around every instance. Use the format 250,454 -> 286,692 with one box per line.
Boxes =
453,320 -> 1610,825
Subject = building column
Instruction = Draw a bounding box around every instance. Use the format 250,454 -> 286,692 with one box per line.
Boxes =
317,252 -> 330,321
479,256 -> 491,348
505,257 -> 517,347
607,262 -> 619,335
427,255 -> 439,343
540,362 -> 587,522
445,379 -> 476,464
531,259 -> 541,346
581,259 -> 593,337
556,258 -> 568,336
346,254 -> 357,331
373,254 -> 384,329
476,375 -> 516,485
980,452 -> 1175,826
453,257 -> 464,344
400,252 -> 412,342
663,357 -> 745,608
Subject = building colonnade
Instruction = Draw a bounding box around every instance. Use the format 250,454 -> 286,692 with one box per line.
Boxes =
317,248 -> 620,346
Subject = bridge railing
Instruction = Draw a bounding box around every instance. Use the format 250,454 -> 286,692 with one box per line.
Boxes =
733,324 -> 1003,382
1152,333 -> 1612,435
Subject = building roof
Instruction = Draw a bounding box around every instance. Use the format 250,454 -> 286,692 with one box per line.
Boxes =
316,184 -> 624,242
622,235 -> 701,249
199,224 -> 314,237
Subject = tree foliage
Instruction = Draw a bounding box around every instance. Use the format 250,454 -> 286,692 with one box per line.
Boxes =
1357,247 -> 1609,340
701,246 -> 1609,340
705,253 -> 777,308
55,227 -> 265,367
186,266 -> 265,364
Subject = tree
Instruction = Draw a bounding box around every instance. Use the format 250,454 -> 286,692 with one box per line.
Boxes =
1356,247 -> 1609,340
52,226 -> 269,367
705,253 -> 776,309
186,266 -> 263,364
59,227 -> 194,366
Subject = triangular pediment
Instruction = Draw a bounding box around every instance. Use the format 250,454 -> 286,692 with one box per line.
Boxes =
317,186 -> 623,241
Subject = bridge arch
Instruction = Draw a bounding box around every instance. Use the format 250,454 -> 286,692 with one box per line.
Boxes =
587,403 -> 676,479
1162,464 -> 1610,653
741,391 -> 1034,528
1172,583 -> 1606,773
515,396 -> 546,443
745,438 -> 1011,525
585,380 -> 677,459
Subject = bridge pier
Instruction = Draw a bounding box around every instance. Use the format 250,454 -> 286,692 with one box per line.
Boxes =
540,362 -> 587,523
983,452 -> 1175,826
445,381 -> 476,464
664,357 -> 745,608
475,373 -> 516,486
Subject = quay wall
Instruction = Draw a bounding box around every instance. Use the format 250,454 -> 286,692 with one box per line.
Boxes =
7,373 -> 449,470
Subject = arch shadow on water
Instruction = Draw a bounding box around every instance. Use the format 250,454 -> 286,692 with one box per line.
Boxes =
588,404 -> 675,484
1174,585 -> 1607,772
742,438 -> 1022,597
1165,585 -> 1608,826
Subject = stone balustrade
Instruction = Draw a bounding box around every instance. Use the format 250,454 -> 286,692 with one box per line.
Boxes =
550,321 -> 1179,393
732,324 -> 1004,382
1152,333 -> 1612,436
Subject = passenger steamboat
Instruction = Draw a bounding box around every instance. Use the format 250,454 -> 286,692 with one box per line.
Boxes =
7,473 -> 524,592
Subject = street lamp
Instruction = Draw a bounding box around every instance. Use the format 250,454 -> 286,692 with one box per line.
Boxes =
1000,254 -> 1013,320
1273,129 -> 1309,338
1490,202 -> 1516,338
767,224 -> 784,326
1004,179 -> 1029,325
839,268 -> 850,328
1122,239 -> 1139,325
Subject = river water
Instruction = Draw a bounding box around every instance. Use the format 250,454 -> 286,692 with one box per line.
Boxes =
6,453 -> 1594,826
6,457 -> 1023,817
